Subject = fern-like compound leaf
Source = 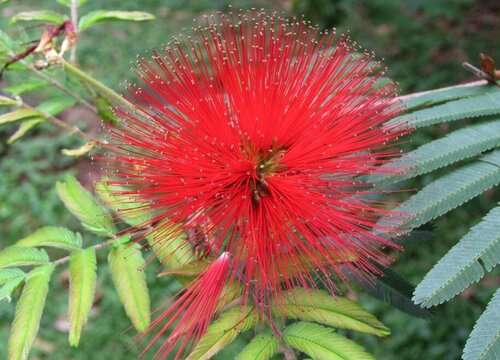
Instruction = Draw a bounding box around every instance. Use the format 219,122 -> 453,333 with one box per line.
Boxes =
0,247 -> 49,268
16,226 -> 82,251
414,206 -> 500,307
235,333 -> 279,360
283,321 -> 374,360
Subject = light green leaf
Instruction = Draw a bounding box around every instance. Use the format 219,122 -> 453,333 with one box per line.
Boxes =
147,221 -> 195,269
0,277 -> 25,301
0,269 -> 25,285
4,79 -> 49,96
391,87 -> 500,128
0,95 -> 20,106
0,247 -> 49,268
186,306 -> 255,360
272,288 -> 389,336
68,248 -> 97,346
8,264 -> 55,360
463,288 -> 500,360
283,322 -> 374,360
57,0 -> 88,6
377,150 -> 500,231
9,11 -> 68,25
79,11 -> 155,30
370,119 -> 500,186
7,119 -> 43,144
61,141 -> 96,157
37,97 -> 77,116
95,180 -> 152,227
235,333 -> 279,360
414,206 -> 500,307
16,226 -> 82,251
108,243 -> 150,332
56,175 -> 116,237
0,109 -> 41,126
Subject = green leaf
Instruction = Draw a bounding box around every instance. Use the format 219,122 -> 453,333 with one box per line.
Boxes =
414,206 -> 500,308
95,96 -> 117,124
273,288 -> 390,336
0,247 -> 49,268
0,109 -> 41,126
37,97 -> 77,116
56,175 -> 116,237
95,180 -> 152,227
108,243 -> 150,332
390,87 -> 500,128
377,150 -> 500,231
7,119 -> 43,144
0,277 -> 25,301
463,288 -> 500,360
371,119 -> 500,186
283,322 -> 374,360
0,269 -> 25,285
235,333 -> 279,360
68,248 -> 97,346
16,226 -> 82,251
4,79 -> 49,96
9,11 -> 68,25
79,11 -> 155,30
147,222 -> 195,269
8,264 -> 55,360
0,95 -> 21,106
61,141 -> 96,157
186,306 -> 255,360
405,84 -> 499,112
57,0 -> 88,6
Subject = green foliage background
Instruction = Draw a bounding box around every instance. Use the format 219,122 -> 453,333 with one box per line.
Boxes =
1,0 -> 499,359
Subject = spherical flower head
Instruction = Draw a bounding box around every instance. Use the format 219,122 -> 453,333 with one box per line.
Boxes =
103,10 -> 408,358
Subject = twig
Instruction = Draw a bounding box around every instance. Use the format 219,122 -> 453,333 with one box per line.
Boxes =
69,0 -> 79,63
397,80 -> 488,102
53,239 -> 114,266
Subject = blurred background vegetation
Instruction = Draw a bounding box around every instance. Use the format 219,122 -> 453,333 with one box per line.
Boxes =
1,0 -> 499,359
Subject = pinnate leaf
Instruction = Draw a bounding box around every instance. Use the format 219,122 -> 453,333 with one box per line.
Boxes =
463,288 -> 500,360
272,288 -> 390,336
79,11 -> 155,30
56,175 -> 116,237
8,264 -> 55,360
68,248 -> 97,346
235,333 -> 279,360
9,11 -> 67,25
283,321 -> 374,360
186,306 -> 256,360
0,247 -> 49,268
108,242 -> 150,332
16,226 -> 82,251
0,269 -> 25,285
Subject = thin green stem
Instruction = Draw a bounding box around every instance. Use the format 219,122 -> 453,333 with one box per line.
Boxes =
62,59 -> 134,110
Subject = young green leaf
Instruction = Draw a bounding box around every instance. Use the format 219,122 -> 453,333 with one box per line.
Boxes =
95,180 -> 152,227
186,306 -> 255,360
37,97 -> 77,116
57,0 -> 88,7
0,95 -> 20,106
0,276 -> 25,302
0,109 -> 41,126
56,175 -> 116,237
272,288 -> 390,336
16,226 -> 82,251
463,288 -> 500,360
79,11 -> 155,30
7,119 -> 43,144
283,322 -> 374,360
8,264 -> 55,360
0,269 -> 25,285
4,79 -> 49,96
235,333 -> 279,360
9,11 -> 68,25
61,141 -> 96,157
68,248 -> 97,346
108,243 -> 150,332
0,247 -> 49,268
377,150 -> 500,231
414,206 -> 500,308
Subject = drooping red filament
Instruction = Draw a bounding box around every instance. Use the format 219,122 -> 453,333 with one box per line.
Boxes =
103,10 -> 408,358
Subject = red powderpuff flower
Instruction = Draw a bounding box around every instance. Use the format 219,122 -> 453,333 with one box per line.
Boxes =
103,10 -> 408,359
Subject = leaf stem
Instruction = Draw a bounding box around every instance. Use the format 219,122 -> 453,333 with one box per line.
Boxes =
53,239 -> 114,266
